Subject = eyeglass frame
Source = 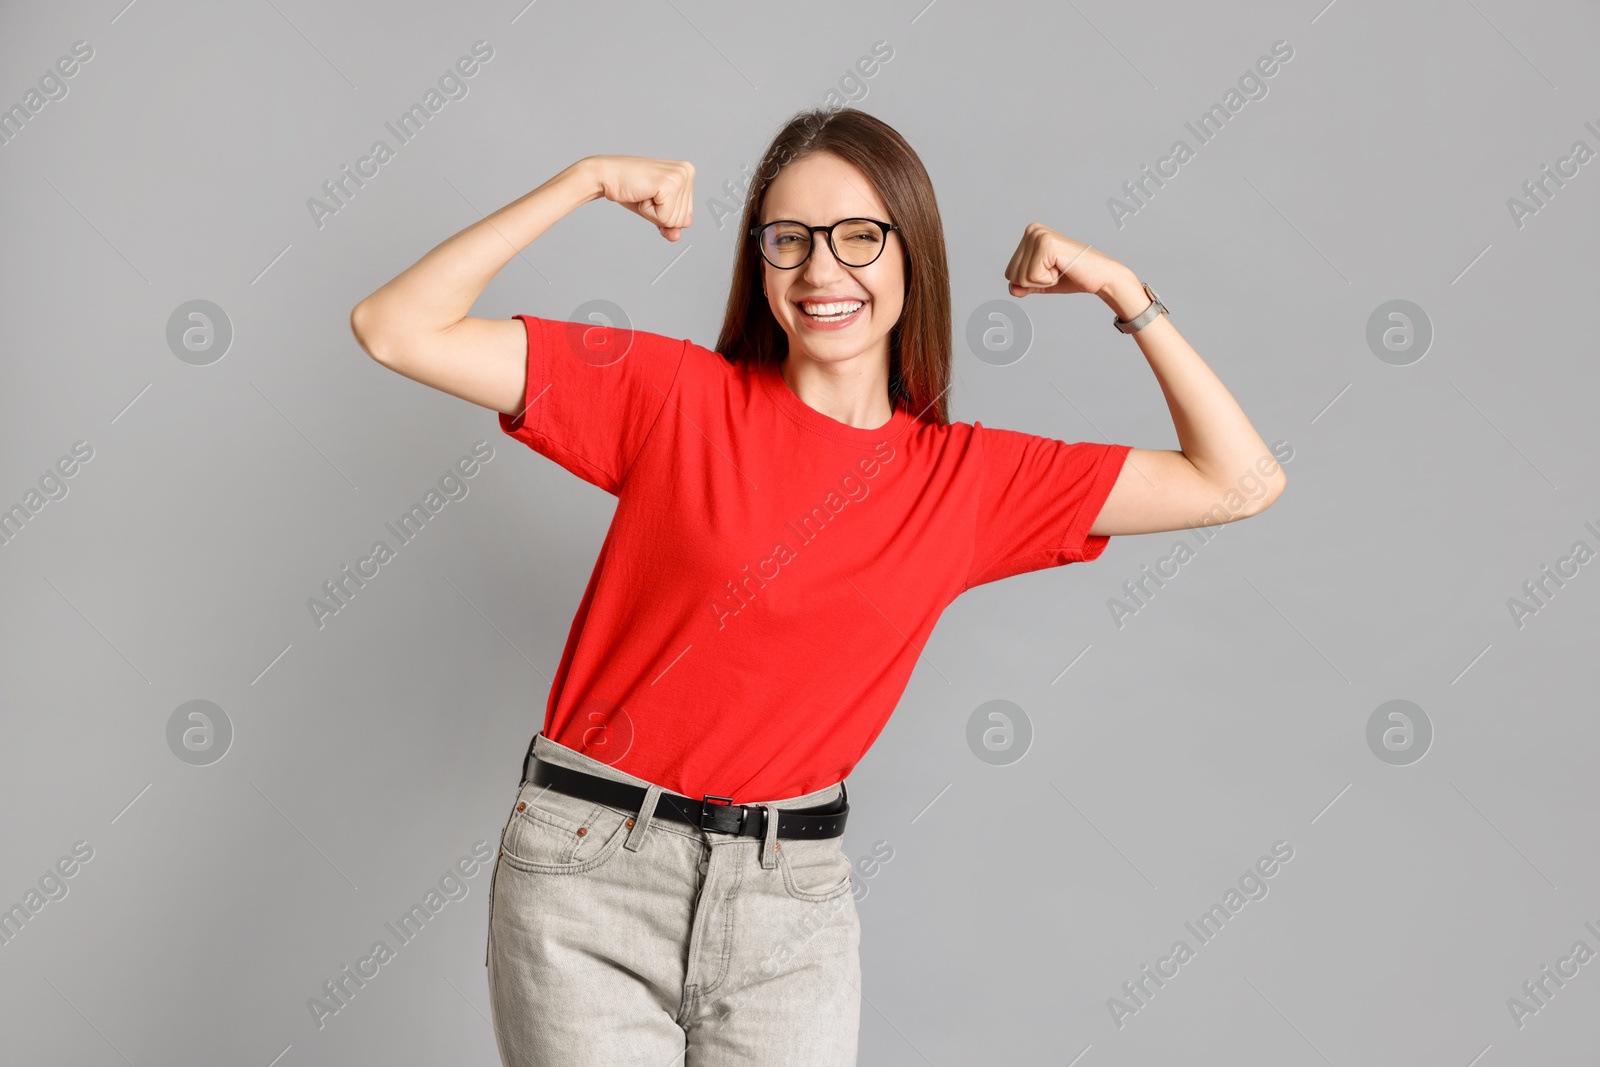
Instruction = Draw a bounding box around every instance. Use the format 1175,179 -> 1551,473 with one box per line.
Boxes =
749,217 -> 901,270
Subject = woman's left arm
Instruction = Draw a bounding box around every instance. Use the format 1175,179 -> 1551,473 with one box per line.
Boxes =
1004,223 -> 1288,537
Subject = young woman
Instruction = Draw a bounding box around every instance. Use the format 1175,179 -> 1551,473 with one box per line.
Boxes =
350,107 -> 1284,1066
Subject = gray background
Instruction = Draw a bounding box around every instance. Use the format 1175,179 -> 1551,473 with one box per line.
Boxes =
3,0 -> 1598,1063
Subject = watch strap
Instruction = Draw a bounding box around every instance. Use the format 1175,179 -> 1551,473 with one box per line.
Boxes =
1113,282 -> 1167,334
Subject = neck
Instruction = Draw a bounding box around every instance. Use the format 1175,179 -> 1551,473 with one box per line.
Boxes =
779,351 -> 895,430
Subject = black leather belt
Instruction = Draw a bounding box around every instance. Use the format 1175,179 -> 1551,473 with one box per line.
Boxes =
525,757 -> 849,840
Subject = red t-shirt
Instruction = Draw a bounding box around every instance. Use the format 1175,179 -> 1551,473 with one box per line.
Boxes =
499,314 -> 1131,802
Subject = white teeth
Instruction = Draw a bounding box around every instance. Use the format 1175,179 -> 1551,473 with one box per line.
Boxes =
800,300 -> 864,321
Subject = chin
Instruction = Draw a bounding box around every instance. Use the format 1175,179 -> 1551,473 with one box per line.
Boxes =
795,348 -> 877,370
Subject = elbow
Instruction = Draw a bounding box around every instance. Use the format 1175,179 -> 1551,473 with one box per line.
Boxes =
1214,472 -> 1286,524
349,299 -> 392,365
1251,470 -> 1288,516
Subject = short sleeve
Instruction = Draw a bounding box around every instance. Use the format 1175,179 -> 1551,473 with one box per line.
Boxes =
498,314 -> 688,495
963,423 -> 1132,590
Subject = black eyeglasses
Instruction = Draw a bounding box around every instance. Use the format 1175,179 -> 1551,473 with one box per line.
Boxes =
750,218 -> 899,269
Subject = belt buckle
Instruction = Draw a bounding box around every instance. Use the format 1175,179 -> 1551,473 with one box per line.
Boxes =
699,794 -> 741,834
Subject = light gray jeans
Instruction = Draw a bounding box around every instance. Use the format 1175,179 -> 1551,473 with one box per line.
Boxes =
486,733 -> 862,1066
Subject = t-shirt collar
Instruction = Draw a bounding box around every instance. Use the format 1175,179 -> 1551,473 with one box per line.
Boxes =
755,358 -> 914,446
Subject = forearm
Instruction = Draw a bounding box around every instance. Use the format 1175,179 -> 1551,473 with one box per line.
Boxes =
1099,271 -> 1283,499
353,158 -> 602,345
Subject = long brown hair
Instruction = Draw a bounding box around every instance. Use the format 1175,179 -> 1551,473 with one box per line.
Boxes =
712,107 -> 952,426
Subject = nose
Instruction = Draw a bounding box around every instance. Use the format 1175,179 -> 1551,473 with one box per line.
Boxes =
800,230 -> 850,280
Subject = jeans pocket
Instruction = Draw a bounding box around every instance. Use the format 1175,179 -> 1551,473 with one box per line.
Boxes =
498,780 -> 632,875
777,835 -> 854,902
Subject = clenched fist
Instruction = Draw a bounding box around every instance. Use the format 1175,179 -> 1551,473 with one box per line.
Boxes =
1004,222 -> 1129,299
587,155 -> 696,241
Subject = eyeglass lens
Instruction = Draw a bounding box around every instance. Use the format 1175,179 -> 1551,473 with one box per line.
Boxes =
760,220 -> 887,268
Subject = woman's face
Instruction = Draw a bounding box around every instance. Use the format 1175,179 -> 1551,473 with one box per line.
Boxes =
758,151 -> 905,375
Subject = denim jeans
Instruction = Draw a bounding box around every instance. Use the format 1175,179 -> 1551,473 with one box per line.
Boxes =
486,733 -> 862,1066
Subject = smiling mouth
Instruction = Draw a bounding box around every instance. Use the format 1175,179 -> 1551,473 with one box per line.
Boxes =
797,300 -> 866,323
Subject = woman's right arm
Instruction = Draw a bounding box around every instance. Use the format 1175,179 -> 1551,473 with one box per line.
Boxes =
348,159 -> 603,416
349,155 -> 695,417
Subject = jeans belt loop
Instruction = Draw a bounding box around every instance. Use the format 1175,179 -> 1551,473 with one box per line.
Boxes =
626,783 -> 661,852
760,802 -> 780,869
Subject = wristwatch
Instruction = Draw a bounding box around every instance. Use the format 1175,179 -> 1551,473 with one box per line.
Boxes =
1112,281 -> 1168,334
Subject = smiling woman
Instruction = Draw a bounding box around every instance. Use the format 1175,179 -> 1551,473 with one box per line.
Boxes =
347,104 -> 1284,1067
717,116 -> 944,428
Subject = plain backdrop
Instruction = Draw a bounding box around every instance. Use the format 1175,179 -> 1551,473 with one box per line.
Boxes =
2,1 -> 1598,1064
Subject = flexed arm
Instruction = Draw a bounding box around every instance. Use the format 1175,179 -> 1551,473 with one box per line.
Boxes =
349,156 -> 695,416
1003,222 -> 1287,536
